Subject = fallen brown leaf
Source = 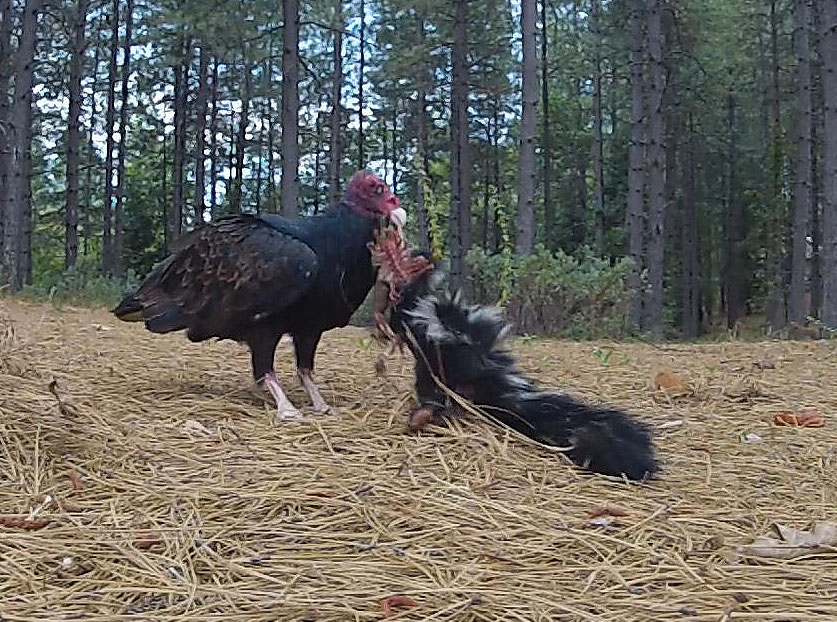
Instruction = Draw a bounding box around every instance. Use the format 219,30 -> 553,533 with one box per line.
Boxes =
381,595 -> 419,617
773,410 -> 825,428
0,516 -> 51,530
654,371 -> 690,395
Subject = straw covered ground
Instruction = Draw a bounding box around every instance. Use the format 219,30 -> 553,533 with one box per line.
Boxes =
1,298 -> 835,621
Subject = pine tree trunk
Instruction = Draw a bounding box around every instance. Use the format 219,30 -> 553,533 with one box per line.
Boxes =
810,0 -> 824,317
0,0 -> 13,259
328,0 -> 343,205
281,0 -> 300,216
788,0 -> 813,325
102,0 -> 119,274
414,16 -> 431,251
591,0 -> 605,255
357,0 -> 365,169
255,113 -> 264,215
313,104 -> 322,214
766,0 -> 788,330
113,0 -> 132,275
643,0 -> 665,337
83,33 -> 100,257
626,3 -> 646,329
449,0 -> 472,294
724,91 -> 747,329
820,0 -> 837,327
1,0 -> 41,291
540,0 -> 552,252
193,45 -> 210,224
231,63 -> 250,213
65,0 -> 88,271
171,37 -> 189,238
492,100 -> 502,251
209,57 -> 219,220
681,114 -> 700,339
515,0 -> 537,255
391,106 -> 399,186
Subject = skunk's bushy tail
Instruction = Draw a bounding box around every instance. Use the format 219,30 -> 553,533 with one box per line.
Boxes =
493,392 -> 658,480
398,291 -> 659,481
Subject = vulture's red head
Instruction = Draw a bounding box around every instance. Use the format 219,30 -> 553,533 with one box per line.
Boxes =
344,171 -> 406,228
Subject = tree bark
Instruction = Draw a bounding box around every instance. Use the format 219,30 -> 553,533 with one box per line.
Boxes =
328,0 -> 343,205
65,0 -> 88,270
449,0 -> 472,294
313,104 -> 322,214
83,29 -> 100,257
102,0 -> 119,274
788,0 -> 813,325
209,56 -> 219,220
113,0 -> 133,275
193,45 -> 210,224
2,0 -> 41,291
540,0 -> 552,252
171,37 -> 188,239
626,2 -> 646,329
255,112 -> 264,215
591,0 -> 605,255
810,0 -> 824,316
643,0 -> 665,337
414,15 -> 431,251
766,0 -> 788,329
357,0 -> 365,169
515,0 -> 537,255
231,61 -> 250,213
281,0 -> 300,216
0,0 -> 13,259
820,0 -> 837,327
681,114 -> 699,339
724,91 -> 747,329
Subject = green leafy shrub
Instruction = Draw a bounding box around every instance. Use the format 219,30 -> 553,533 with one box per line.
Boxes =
468,245 -> 633,339
23,254 -> 138,308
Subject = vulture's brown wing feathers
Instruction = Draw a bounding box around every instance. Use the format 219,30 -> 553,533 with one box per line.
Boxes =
131,215 -> 318,339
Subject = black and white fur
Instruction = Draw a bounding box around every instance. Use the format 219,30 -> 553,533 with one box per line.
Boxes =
389,255 -> 658,481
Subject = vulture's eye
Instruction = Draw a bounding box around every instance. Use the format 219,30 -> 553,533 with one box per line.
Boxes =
374,184 -> 384,196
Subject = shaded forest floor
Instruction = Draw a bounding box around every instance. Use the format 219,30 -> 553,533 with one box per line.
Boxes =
1,299 -> 835,621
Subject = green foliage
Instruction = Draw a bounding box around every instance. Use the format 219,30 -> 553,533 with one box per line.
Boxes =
468,246 -> 634,339
23,255 -> 137,307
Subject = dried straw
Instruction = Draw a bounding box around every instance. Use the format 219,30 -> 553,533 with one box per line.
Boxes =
0,299 -> 835,621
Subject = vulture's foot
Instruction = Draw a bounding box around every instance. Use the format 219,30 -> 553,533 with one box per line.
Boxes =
263,371 -> 302,422
298,369 -> 331,414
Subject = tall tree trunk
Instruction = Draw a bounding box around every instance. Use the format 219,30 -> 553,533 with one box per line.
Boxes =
328,0 -> 343,205
357,0 -> 365,169
681,113 -> 699,339
209,57 -> 219,220
820,0 -> 837,327
643,0 -> 665,336
491,99 -> 502,252
482,115 -> 492,250
725,91 -> 747,329
0,0 -> 13,259
231,61 -> 250,213
313,104 -> 322,214
591,0 -> 605,255
449,0 -> 472,294
515,0 -> 537,255
83,33 -> 100,257
626,2 -> 646,330
540,0 -> 552,252
789,0 -> 813,325
65,0 -> 88,270
171,37 -> 188,239
161,133 -> 168,249
767,0 -> 788,329
193,45 -> 210,224
102,0 -> 119,274
255,113 -> 264,215
810,0 -> 824,316
391,106 -> 399,186
414,16 -> 431,251
281,0 -> 300,216
113,0 -> 133,276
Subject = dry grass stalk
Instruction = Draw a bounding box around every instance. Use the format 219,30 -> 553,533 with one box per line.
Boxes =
0,299 -> 835,621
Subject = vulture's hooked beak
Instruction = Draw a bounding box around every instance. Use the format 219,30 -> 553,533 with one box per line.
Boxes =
389,206 -> 407,230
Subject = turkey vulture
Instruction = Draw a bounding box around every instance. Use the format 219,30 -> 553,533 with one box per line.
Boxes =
113,171 -> 406,421
380,256 -> 658,481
